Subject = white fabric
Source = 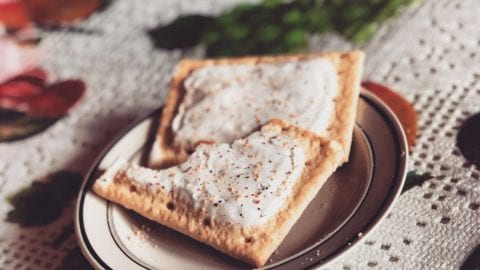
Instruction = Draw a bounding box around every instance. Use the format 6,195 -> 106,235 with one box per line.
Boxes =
0,0 -> 479,269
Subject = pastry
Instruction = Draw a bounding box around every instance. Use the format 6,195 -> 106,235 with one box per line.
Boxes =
93,119 -> 343,267
149,52 -> 364,168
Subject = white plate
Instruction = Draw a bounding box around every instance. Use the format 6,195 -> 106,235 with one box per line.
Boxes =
75,91 -> 407,270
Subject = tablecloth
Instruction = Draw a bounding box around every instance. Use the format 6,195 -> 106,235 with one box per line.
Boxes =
0,0 -> 479,269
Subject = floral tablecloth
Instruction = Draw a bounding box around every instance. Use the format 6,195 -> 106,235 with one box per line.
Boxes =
0,0 -> 479,269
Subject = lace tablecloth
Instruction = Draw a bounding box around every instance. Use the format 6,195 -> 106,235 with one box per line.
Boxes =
1,0 -> 479,269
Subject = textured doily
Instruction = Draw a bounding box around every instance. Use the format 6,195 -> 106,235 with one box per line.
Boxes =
0,0 -> 479,269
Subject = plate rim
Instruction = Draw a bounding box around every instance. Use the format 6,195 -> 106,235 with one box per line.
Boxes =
297,91 -> 408,269
75,91 -> 408,270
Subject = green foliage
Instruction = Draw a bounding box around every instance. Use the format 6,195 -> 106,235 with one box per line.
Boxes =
305,6 -> 331,32
282,9 -> 303,26
97,0 -> 116,12
148,15 -> 215,49
403,171 -> 433,192
149,0 -> 420,57
6,171 -> 83,227
0,109 -> 56,142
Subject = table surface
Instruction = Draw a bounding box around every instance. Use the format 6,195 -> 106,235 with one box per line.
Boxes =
1,0 -> 479,269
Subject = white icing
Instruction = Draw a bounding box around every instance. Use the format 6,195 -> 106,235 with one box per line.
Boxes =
172,59 -> 338,150
97,158 -> 129,187
105,126 -> 305,227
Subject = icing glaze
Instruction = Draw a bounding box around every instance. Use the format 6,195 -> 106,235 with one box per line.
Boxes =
172,59 -> 338,150
99,125 -> 306,227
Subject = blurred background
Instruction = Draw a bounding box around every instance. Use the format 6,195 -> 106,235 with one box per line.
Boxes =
1,0 -> 480,269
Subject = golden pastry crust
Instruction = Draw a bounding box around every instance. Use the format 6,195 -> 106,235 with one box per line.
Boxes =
149,52 -> 364,168
93,119 -> 343,267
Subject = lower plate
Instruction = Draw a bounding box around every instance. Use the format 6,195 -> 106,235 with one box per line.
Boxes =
75,91 -> 407,269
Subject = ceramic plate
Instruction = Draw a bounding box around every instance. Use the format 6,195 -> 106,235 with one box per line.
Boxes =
75,91 -> 407,270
